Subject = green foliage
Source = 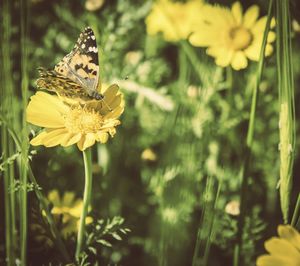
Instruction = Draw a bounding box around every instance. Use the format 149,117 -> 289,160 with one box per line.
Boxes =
1,0 -> 300,265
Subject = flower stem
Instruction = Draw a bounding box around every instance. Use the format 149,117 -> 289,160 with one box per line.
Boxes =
291,193 -> 300,228
235,0 -> 274,265
76,148 -> 93,261
20,0 -> 30,263
0,114 -> 72,263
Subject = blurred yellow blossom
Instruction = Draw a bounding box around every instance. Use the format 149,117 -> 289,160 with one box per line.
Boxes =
292,20 -> 300,33
85,0 -> 105,11
187,85 -> 199,98
225,200 -> 240,216
27,84 -> 124,151
47,190 -> 93,238
125,51 -> 143,65
189,2 -> 275,70
256,225 -> 300,266
146,0 -> 204,42
141,148 -> 157,161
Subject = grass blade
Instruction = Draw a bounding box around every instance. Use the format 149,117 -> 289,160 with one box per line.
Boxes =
276,0 -> 296,224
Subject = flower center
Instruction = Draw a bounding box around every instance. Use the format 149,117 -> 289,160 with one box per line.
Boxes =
64,105 -> 104,134
228,27 -> 253,50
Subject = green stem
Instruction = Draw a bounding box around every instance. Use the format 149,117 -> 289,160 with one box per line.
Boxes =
235,0 -> 274,265
180,41 -> 212,88
291,193 -> 300,228
2,127 -> 13,266
1,0 -> 15,263
76,148 -> 93,261
20,0 -> 29,263
8,141 -> 17,255
0,115 -> 72,263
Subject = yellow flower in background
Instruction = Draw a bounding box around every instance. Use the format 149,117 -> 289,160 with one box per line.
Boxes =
47,190 -> 93,238
27,85 -> 124,151
225,200 -> 240,216
189,2 -> 275,70
146,0 -> 203,42
256,225 -> 300,266
85,0 -> 105,11
141,148 -> 157,161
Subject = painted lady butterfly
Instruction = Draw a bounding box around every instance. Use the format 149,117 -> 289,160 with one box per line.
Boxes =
37,27 -> 108,104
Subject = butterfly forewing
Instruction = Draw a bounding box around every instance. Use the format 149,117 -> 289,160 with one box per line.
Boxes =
54,27 -> 100,97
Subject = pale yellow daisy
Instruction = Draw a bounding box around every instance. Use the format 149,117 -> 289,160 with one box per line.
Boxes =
47,190 -> 93,238
146,0 -> 204,42
189,2 -> 275,70
26,84 -> 124,151
256,225 -> 300,266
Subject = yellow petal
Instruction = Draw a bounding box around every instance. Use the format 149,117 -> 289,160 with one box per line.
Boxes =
265,238 -> 300,259
189,25 -> 220,47
103,84 -> 119,102
61,132 -> 82,147
95,132 -> 109,143
62,192 -> 75,207
207,47 -> 233,67
77,133 -> 95,151
252,17 -> 267,34
265,44 -> 273,57
101,119 -> 121,131
244,39 -> 262,61
42,128 -> 69,147
27,92 -> 67,128
278,225 -> 300,249
267,31 -> 276,43
243,5 -> 259,28
256,255 -> 298,266
231,2 -> 243,25
104,106 -> 124,120
30,131 -> 48,146
231,51 -> 248,70
69,200 -> 83,217
48,190 -> 61,206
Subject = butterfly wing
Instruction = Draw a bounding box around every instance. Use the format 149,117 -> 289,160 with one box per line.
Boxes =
54,27 -> 100,97
36,67 -> 90,100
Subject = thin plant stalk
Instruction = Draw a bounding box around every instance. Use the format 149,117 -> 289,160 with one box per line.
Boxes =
76,148 -> 93,261
291,193 -> 300,228
202,181 -> 221,265
1,0 -> 16,264
0,114 -> 72,263
192,176 -> 221,266
2,129 -> 13,266
234,0 -> 274,265
19,0 -> 30,263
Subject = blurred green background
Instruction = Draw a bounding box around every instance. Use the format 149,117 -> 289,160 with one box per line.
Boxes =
1,0 -> 300,265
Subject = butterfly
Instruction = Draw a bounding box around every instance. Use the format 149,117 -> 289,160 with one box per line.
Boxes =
37,27 -> 110,105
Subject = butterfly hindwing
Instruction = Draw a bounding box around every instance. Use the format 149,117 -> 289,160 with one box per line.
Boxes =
54,27 -> 100,97
37,67 -> 89,100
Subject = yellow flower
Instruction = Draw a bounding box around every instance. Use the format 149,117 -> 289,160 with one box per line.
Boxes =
85,0 -> 105,11
26,84 -> 124,151
256,225 -> 300,266
189,2 -> 276,70
225,200 -> 240,216
146,0 -> 204,42
48,190 -> 93,238
141,148 -> 157,161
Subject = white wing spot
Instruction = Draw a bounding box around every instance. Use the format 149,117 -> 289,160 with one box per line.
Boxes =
81,44 -> 86,49
89,47 -> 93,52
91,35 -> 96,40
